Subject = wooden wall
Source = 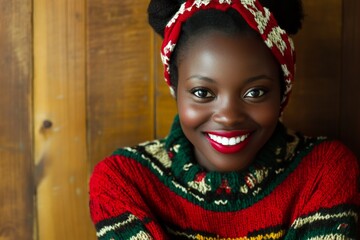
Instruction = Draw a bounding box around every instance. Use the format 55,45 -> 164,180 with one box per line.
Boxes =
340,0 -> 360,157
0,0 -> 34,239
33,0 -> 94,239
87,0 -> 156,168
0,0 -> 358,239
282,0 -> 360,158
283,0 -> 342,137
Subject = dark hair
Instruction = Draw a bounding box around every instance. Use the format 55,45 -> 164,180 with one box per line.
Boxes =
148,0 -> 304,94
148,0 -> 304,37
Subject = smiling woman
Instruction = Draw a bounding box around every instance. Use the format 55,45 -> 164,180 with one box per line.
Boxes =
88,0 -> 359,239
176,31 -> 281,172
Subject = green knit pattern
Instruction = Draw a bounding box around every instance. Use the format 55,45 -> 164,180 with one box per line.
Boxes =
95,212 -> 153,240
112,115 -> 326,212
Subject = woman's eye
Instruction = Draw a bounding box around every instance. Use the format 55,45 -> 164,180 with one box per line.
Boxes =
191,88 -> 214,99
244,88 -> 267,98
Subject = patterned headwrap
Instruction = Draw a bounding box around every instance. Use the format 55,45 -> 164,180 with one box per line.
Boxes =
161,0 -> 295,110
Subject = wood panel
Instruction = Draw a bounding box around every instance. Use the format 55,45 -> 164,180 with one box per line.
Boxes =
283,0 -> 342,139
87,0 -> 156,168
33,0 -> 95,239
341,0 -> 360,158
0,1 -> 34,239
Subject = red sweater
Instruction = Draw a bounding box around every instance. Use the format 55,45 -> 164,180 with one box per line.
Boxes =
89,119 -> 359,239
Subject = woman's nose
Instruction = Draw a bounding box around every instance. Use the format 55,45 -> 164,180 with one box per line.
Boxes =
212,96 -> 247,127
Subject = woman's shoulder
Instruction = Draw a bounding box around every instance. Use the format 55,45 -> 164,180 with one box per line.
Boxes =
288,139 -> 359,222
282,124 -> 358,170
303,139 -> 358,168
91,138 -> 169,181
282,128 -> 359,190
294,138 -> 359,193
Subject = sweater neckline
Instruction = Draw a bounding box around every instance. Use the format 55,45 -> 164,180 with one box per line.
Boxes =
113,115 -> 323,211
165,115 -> 294,200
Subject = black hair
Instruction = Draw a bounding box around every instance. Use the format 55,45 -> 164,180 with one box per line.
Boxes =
148,0 -> 304,94
148,0 -> 304,37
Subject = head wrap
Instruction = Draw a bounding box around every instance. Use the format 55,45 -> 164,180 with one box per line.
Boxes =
160,0 -> 295,110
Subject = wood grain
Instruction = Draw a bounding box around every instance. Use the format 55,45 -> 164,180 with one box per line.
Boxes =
283,0 -> 342,139
87,0 -> 156,168
341,0 -> 360,158
0,1 -> 34,239
33,0 -> 95,239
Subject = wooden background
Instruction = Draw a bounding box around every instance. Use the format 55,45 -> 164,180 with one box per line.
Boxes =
0,0 -> 358,239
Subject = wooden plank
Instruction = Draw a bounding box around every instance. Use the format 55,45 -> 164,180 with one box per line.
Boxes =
283,0 -> 342,138
0,0 -> 34,239
341,0 -> 360,158
33,0 -> 95,239
87,0 -> 155,168
154,35 -> 177,138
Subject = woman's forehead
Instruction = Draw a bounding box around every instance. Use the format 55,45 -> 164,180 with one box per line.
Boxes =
179,32 -> 278,72
176,32 -> 280,89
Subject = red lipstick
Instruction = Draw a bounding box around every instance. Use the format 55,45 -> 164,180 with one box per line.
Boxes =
205,130 -> 253,154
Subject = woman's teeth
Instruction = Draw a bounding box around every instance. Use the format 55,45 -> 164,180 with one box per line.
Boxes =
208,133 -> 249,146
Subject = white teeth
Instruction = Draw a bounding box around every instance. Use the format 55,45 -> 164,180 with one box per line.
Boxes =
208,133 -> 249,146
229,137 -> 236,145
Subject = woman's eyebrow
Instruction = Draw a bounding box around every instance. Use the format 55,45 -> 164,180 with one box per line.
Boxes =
186,74 -> 275,83
186,75 -> 216,83
245,75 -> 276,83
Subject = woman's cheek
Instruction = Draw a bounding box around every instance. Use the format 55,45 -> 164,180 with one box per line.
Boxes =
249,103 -> 280,128
177,100 -> 210,129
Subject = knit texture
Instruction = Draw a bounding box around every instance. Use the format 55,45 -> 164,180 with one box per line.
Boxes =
89,116 -> 359,239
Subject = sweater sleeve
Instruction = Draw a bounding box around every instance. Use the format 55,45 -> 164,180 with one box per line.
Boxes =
89,155 -> 169,240
286,141 -> 359,239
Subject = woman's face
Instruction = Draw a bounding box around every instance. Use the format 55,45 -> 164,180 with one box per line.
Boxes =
176,32 -> 281,172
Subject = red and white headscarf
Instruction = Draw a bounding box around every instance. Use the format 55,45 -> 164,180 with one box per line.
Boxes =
161,0 -> 295,110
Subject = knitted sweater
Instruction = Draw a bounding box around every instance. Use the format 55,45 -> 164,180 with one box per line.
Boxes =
89,116 -> 359,239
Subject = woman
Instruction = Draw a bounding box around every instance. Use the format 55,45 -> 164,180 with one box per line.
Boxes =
89,0 -> 359,239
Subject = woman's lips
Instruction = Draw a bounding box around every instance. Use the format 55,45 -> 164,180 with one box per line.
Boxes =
204,130 -> 253,154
